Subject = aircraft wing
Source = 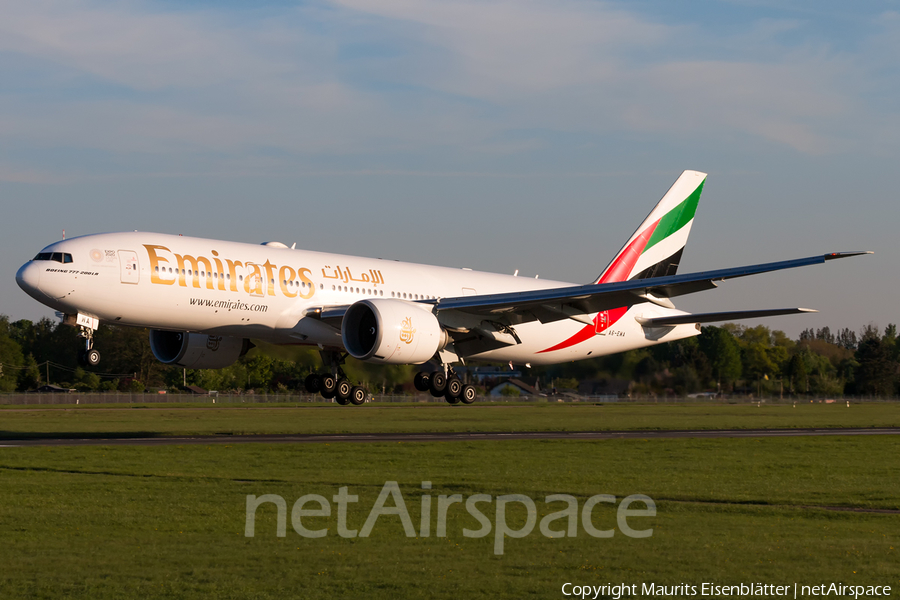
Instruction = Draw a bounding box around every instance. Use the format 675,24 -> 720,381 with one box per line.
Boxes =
429,252 -> 869,326
303,252 -> 868,333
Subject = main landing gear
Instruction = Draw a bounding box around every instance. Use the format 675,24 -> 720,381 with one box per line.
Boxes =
414,369 -> 477,405
304,351 -> 368,406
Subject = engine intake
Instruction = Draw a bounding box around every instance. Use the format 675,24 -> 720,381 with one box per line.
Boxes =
149,330 -> 251,369
342,299 -> 447,364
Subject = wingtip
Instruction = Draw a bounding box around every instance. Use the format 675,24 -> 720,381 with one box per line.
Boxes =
797,308 -> 819,314
824,251 -> 873,260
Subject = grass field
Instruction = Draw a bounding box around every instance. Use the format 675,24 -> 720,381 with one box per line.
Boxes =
0,405 -> 897,599
1,402 -> 898,439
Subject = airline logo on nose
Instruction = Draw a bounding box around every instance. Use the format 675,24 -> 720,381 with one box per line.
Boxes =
399,318 -> 416,344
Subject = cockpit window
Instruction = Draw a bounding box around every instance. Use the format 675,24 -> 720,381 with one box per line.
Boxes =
33,252 -> 72,264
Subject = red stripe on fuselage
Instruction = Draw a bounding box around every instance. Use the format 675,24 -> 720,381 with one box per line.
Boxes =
537,306 -> 628,353
537,221 -> 658,353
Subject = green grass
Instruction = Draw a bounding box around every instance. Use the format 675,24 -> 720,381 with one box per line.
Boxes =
0,436 -> 897,599
1,402 -> 898,439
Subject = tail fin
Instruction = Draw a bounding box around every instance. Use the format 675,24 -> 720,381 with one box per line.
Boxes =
594,170 -> 707,284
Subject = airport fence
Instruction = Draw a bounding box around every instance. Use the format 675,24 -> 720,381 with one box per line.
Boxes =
0,392 -> 898,406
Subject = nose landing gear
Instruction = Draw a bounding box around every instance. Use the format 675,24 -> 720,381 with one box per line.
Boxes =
69,314 -> 100,367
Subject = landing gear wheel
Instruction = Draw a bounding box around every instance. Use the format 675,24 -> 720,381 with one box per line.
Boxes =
460,384 -> 477,404
414,372 -> 431,392
445,377 -> 462,399
334,394 -> 348,405
319,374 -> 337,396
445,394 -> 461,405
336,379 -> 352,401
77,349 -> 88,367
86,348 -> 100,366
429,371 -> 447,397
349,386 -> 367,405
304,374 -> 321,394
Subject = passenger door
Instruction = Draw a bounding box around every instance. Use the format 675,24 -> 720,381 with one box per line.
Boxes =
118,250 -> 140,284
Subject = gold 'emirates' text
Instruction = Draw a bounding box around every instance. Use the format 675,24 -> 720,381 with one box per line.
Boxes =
144,245 -> 315,299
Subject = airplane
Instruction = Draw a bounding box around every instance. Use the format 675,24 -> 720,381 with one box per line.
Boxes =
16,170 -> 869,405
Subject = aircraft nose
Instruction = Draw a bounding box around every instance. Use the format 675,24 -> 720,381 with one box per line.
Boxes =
16,261 -> 42,298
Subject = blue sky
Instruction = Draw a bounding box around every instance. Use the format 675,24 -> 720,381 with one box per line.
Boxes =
1,0 -> 898,337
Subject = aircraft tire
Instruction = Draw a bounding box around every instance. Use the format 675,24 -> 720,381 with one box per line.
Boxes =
349,386 -> 367,405
460,385 -> 477,404
429,372 -> 447,397
445,394 -> 461,405
320,374 -> 337,396
445,377 -> 462,399
336,379 -> 352,401
86,349 -> 101,367
413,372 -> 431,392
304,374 -> 321,394
334,394 -> 348,405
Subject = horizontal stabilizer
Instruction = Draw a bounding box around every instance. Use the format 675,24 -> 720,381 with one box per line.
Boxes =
636,308 -> 817,327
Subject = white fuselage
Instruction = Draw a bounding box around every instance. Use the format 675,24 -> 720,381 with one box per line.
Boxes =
16,232 -> 700,365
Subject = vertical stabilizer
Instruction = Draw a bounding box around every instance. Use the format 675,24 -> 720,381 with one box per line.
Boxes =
594,170 -> 706,284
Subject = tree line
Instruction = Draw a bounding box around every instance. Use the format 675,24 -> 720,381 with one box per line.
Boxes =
0,315 -> 897,396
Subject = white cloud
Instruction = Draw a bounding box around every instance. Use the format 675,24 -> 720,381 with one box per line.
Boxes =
0,0 -> 891,177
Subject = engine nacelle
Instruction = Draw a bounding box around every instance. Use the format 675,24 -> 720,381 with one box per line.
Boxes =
149,330 -> 251,369
342,298 -> 447,364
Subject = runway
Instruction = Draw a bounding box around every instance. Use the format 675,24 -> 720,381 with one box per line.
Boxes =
1,427 -> 898,447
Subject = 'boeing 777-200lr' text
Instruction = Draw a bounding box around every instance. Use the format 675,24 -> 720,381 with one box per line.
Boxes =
16,171 -> 870,405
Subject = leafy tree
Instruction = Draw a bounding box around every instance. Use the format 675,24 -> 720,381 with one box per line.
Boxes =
837,328 -> 858,350
17,354 -> 42,391
699,326 -> 742,388
815,327 -> 835,344
787,354 -> 808,394
854,335 -> 896,396
73,368 -> 102,392
0,316 -> 25,392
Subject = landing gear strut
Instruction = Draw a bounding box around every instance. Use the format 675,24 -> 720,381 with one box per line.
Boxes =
305,351 -> 370,406
74,318 -> 100,367
414,367 -> 478,405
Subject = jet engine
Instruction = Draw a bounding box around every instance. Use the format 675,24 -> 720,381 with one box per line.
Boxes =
342,298 -> 448,364
149,330 -> 252,369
